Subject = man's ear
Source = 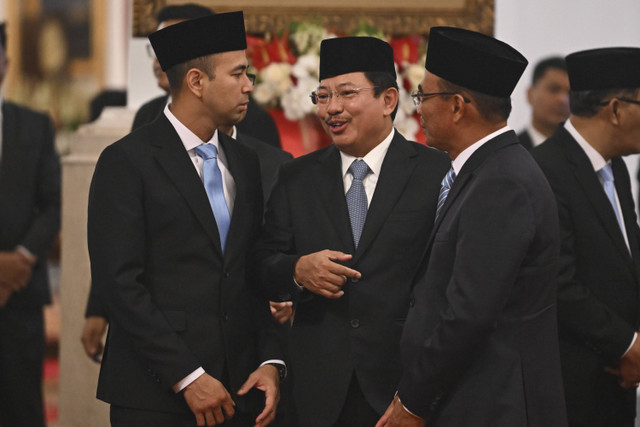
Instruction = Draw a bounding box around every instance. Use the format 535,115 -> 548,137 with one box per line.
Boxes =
382,87 -> 399,117
185,68 -> 204,99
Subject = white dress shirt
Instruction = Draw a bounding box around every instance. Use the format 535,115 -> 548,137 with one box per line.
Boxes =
339,128 -> 395,204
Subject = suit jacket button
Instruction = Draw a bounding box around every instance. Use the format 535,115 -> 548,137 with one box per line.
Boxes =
351,278 -> 359,283
350,319 -> 360,328
223,270 -> 230,278
222,313 -> 229,322
409,297 -> 415,307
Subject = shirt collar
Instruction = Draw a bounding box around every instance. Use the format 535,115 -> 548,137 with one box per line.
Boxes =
526,125 -> 547,148
340,128 -> 395,178
451,126 -> 512,174
163,103 -> 218,151
564,119 -> 607,172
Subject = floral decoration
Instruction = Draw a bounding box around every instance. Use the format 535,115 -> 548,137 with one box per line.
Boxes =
247,21 -> 427,141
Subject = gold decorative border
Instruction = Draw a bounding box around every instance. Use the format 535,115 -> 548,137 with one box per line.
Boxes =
133,0 -> 493,37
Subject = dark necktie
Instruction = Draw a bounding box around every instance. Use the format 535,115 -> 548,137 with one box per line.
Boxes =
195,144 -> 231,251
346,160 -> 370,248
436,167 -> 456,221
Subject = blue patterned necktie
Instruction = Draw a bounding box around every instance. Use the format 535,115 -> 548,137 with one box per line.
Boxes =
598,164 -> 625,233
436,167 -> 456,221
195,144 -> 231,251
346,160 -> 370,248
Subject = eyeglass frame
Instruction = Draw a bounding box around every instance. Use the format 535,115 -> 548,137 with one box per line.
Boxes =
309,86 -> 379,105
410,91 -> 471,107
597,97 -> 640,107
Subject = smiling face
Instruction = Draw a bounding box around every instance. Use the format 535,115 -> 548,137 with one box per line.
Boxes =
316,72 -> 395,157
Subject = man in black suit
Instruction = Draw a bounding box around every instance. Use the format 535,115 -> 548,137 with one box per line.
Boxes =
87,12 -> 283,426
533,48 -> 640,427
253,36 -> 449,427
378,27 -> 567,426
0,22 -> 60,427
81,4 -> 292,363
131,5 -> 281,149
517,56 -> 570,150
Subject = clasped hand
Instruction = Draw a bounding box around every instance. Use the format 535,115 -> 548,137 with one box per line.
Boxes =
294,250 -> 361,299
184,364 -> 280,426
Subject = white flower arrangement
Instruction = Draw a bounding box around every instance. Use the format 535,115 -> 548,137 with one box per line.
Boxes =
252,22 -> 425,140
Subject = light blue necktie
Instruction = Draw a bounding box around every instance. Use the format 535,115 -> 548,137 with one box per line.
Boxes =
436,167 -> 456,221
598,164 -> 625,233
346,160 -> 370,248
195,144 -> 231,251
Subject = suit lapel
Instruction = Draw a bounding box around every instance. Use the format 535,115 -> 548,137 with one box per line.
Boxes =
218,132 -> 251,260
352,134 -> 418,263
314,146 -> 355,252
561,130 -> 631,262
151,116 -> 224,256
424,132 -> 517,253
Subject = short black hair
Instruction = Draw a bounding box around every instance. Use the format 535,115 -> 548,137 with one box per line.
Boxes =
0,22 -> 6,50
531,56 -> 567,85
570,87 -> 640,117
437,78 -> 512,123
364,71 -> 399,121
156,4 -> 213,24
166,55 -> 215,93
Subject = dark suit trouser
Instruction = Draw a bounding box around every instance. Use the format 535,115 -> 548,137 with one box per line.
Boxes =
111,406 -> 260,427
570,422 -> 634,427
332,374 -> 379,427
0,307 -> 45,427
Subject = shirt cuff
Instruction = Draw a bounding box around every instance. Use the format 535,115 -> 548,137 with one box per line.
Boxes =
173,367 -> 205,393
293,276 -> 304,291
623,332 -> 638,357
15,245 -> 36,263
260,359 -> 287,379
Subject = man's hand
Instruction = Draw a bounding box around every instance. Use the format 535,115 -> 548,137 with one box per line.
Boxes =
0,250 -> 35,291
81,316 -> 108,362
269,301 -> 293,325
183,373 -> 235,426
376,396 -> 425,427
237,364 -> 280,427
607,334 -> 640,388
294,250 -> 361,299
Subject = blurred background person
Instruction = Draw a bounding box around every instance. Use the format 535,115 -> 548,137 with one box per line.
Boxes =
518,56 -> 570,150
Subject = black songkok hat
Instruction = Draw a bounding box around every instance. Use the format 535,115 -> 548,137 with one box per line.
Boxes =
565,47 -> 640,91
319,37 -> 396,81
149,11 -> 246,72
425,26 -> 528,97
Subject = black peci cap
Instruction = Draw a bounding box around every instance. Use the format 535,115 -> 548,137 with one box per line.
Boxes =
566,47 -> 640,91
425,26 -> 528,97
149,11 -> 246,72
319,36 -> 396,81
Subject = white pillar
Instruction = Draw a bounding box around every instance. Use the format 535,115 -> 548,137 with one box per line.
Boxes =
104,0 -> 129,89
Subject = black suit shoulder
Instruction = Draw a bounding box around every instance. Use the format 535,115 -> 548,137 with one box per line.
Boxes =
517,129 -> 534,151
131,95 -> 168,131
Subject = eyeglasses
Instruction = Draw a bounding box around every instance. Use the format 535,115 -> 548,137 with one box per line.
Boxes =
598,97 -> 640,107
310,86 -> 378,105
410,91 -> 471,107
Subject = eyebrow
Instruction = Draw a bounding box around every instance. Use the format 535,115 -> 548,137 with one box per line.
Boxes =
418,84 -> 423,92
231,64 -> 248,73
317,82 -> 358,90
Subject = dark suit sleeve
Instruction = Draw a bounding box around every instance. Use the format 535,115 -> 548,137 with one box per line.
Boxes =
84,282 -> 107,318
253,165 -> 302,301
88,144 -> 200,387
398,174 -> 538,419
544,165 -> 635,360
19,113 -> 60,257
